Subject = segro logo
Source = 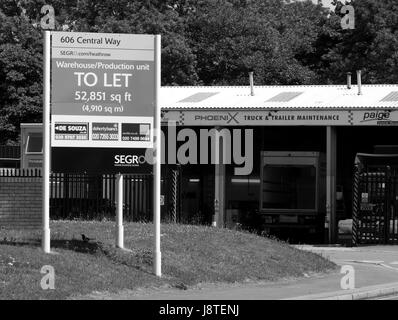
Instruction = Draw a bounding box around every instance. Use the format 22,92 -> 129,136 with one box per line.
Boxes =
114,154 -> 147,166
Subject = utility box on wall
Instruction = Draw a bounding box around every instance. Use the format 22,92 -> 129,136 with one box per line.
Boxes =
20,124 -> 43,169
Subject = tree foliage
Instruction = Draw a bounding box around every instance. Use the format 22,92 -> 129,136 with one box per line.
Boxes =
316,0 -> 398,84
1,0 -> 398,143
0,4 -> 42,144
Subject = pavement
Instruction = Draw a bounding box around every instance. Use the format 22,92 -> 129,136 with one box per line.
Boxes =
80,245 -> 398,300
287,245 -> 398,300
375,294 -> 398,300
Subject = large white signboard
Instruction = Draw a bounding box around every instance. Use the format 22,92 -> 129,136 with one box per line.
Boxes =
50,32 -> 156,173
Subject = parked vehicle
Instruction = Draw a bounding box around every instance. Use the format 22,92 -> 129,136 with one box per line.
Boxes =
259,151 -> 326,242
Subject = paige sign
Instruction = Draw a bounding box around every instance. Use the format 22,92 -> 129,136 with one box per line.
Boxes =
352,110 -> 398,126
50,32 -> 156,173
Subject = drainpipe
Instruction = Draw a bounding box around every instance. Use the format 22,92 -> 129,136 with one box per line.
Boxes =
249,71 -> 254,96
357,70 -> 362,95
347,72 -> 352,89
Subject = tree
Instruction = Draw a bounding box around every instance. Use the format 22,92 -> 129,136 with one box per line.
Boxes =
35,0 -> 200,85
4,0 -> 391,144
186,0 -> 331,85
0,6 -> 42,144
319,0 -> 398,84
0,0 -> 200,144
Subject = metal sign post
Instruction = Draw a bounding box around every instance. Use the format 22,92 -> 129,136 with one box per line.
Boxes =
116,173 -> 124,249
153,35 -> 161,277
42,30 -> 51,253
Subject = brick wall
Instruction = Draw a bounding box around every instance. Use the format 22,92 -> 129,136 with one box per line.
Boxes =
0,176 -> 42,229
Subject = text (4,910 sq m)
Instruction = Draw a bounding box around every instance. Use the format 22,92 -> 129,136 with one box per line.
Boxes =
82,104 -> 124,114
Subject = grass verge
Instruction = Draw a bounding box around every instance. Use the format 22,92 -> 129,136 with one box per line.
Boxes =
0,221 -> 337,299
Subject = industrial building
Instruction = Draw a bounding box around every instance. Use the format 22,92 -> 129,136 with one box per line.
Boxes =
10,79 -> 398,244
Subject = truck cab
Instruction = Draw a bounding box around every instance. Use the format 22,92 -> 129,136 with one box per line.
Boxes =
260,151 -> 326,243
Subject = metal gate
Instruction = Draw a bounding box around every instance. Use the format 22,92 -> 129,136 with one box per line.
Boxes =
353,154 -> 398,245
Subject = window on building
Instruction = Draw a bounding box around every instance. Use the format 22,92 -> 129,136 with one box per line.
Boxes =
261,165 -> 316,210
26,133 -> 43,154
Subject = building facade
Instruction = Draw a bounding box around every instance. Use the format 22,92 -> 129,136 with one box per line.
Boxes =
160,84 -> 398,244
15,83 -> 398,244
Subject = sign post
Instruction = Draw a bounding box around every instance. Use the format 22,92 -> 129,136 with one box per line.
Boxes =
42,30 -> 51,253
153,35 -> 161,277
116,173 -> 124,249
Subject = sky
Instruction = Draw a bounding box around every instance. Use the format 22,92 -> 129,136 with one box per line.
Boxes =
294,0 -> 336,10
317,0 -> 335,9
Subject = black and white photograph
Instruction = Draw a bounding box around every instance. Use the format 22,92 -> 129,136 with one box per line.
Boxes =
0,0 -> 398,312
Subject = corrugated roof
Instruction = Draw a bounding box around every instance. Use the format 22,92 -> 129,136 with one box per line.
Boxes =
160,85 -> 398,110
266,91 -> 303,102
178,92 -> 219,102
381,91 -> 398,102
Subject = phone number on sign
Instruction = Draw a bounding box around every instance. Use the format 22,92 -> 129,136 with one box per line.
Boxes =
92,133 -> 118,140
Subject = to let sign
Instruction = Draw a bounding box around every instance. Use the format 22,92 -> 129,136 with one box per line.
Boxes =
50,32 -> 156,173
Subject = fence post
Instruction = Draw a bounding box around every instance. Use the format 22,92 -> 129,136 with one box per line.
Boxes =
385,166 -> 392,244
352,164 -> 360,246
170,168 -> 179,223
116,173 -> 124,249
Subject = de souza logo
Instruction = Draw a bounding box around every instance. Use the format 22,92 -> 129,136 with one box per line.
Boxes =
114,154 -> 147,167
361,111 -> 391,122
